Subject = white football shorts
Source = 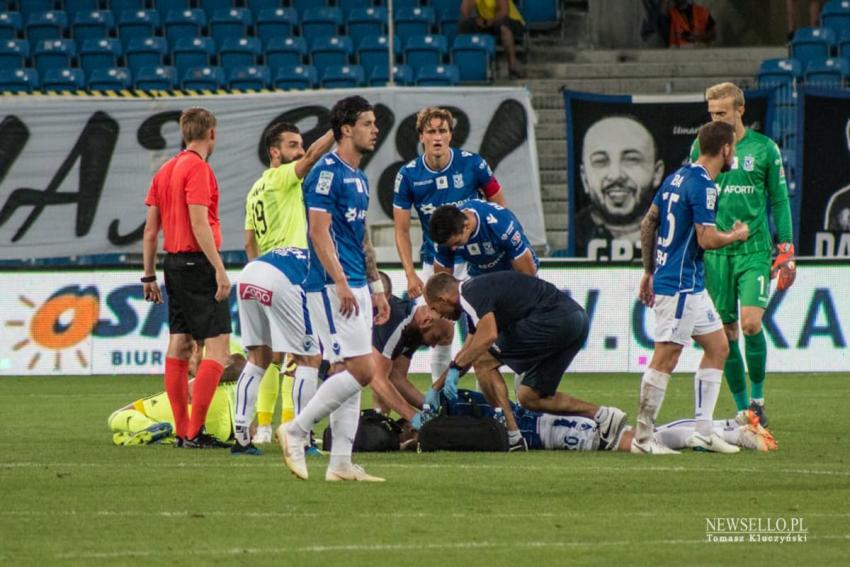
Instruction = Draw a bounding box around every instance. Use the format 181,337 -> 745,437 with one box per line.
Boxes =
307,284 -> 373,362
654,290 -> 723,346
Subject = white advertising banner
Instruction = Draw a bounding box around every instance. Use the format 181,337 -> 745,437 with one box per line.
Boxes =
0,87 -> 544,259
0,263 -> 846,376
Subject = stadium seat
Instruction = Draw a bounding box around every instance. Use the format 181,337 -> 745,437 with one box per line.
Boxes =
430,0 -> 461,19
172,36 -> 216,79
840,36 -> 850,60
256,8 -> 297,45
405,34 -> 447,70
368,63 -> 413,86
394,7 -> 435,46
273,64 -> 316,89
451,34 -> 495,82
227,65 -> 270,90
118,10 -> 160,49
292,0 -> 328,13
210,8 -> 251,44
519,0 -> 559,30
804,57 -> 850,85
164,9 -> 206,45
0,39 -> 29,69
757,58 -> 803,101
219,36 -> 261,73
439,15 -> 459,45
108,0 -> 146,14
65,0 -> 100,16
822,0 -> 850,41
310,35 -> 352,77
338,0 -> 377,17
392,0 -> 420,9
71,10 -> 115,46
320,64 -> 364,88
357,34 -> 401,76
181,65 -> 224,90
301,7 -> 343,40
347,7 -> 386,52
79,37 -> 122,76
42,67 -> 86,92
19,0 -> 53,22
26,11 -> 68,44
266,36 -> 307,68
88,66 -> 132,90
126,36 -> 168,75
0,67 -> 38,92
33,39 -> 76,78
134,64 -> 177,90
415,63 -> 459,86
246,0 -> 281,20
0,11 -> 22,40
199,0 -> 235,20
791,27 -> 837,69
151,0 -> 190,21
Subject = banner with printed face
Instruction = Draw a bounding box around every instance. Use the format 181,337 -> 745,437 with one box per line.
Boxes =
1,261 -> 846,376
799,89 -> 850,258
0,88 -> 544,260
564,91 -> 769,260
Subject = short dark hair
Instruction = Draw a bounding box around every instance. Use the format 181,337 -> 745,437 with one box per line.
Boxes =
331,96 -> 373,141
698,121 -> 735,157
264,121 -> 300,157
424,272 -> 457,303
430,205 -> 467,245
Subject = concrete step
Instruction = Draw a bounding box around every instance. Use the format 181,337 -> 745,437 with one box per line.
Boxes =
534,108 -> 567,125
540,170 -> 567,185
508,76 -> 757,94
536,121 -> 567,140
539,144 -> 568,160
541,200 -> 568,216
545,211 -> 568,230
522,46 -> 786,65
546,230 -> 568,251
541,183 -> 567,202
523,60 -> 763,80
538,154 -> 567,172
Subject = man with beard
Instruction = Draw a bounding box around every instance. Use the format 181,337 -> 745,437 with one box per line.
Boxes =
575,116 -> 665,261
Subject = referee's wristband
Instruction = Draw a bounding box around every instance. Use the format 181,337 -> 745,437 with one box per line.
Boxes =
140,275 -> 157,283
369,279 -> 385,294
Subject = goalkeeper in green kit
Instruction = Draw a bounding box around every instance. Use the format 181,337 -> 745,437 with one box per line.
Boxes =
690,82 -> 797,426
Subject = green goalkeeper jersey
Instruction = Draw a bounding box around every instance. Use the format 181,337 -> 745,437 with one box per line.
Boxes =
690,128 -> 793,255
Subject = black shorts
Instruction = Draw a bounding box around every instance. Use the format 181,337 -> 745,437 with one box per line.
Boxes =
163,252 -> 231,340
459,16 -> 526,41
490,306 -> 589,397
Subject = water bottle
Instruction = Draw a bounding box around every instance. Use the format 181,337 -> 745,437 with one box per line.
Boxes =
494,407 -> 506,427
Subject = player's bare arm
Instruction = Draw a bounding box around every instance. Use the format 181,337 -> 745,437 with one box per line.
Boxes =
511,249 -> 537,275
369,348 -> 417,421
294,130 -> 335,180
432,260 -> 453,275
309,209 -> 358,317
695,221 -> 749,250
388,355 -> 426,408
363,230 -> 390,324
188,204 -> 230,302
244,229 -> 259,261
453,313 -> 498,369
487,189 -> 506,207
638,204 -> 659,307
393,207 -> 424,298
142,205 -> 163,304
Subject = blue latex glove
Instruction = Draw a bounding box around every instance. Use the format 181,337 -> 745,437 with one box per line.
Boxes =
423,387 -> 440,410
411,411 -> 425,431
443,366 -> 461,401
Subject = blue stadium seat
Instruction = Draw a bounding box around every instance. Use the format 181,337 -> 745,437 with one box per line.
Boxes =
519,0 -> 559,29
199,0 -> 235,20
246,0 -> 281,20
0,39 -> 29,69
256,8 -> 298,46
42,66 -> 86,92
320,64 -> 364,88
210,8 -> 251,44
219,36 -> 261,73
108,0 -> 145,14
134,64 -> 177,90
71,10 -> 115,46
118,10 -> 159,49
0,67 -> 38,92
181,65 -> 225,90
292,0 -> 328,12
451,34 -> 495,82
804,57 -> 850,85
391,0 -> 420,8
65,0 -> 100,15
439,15 -> 459,45
822,1 -> 850,41
357,34 -> 401,75
33,39 -> 76,77
415,63 -> 458,86
310,35 -> 352,77
79,37 -> 122,76
227,65 -> 270,90
0,11 -> 22,40
172,36 -> 216,79
151,0 -> 191,22
164,9 -> 206,45
338,0 -> 377,18
840,36 -> 850,59
19,0 -> 54,22
301,7 -> 342,39
430,0 -> 460,19
394,7 -> 435,46
405,34 -> 447,70
266,36 -> 306,68
26,11 -> 68,44
88,66 -> 132,90
757,58 -> 803,100
273,64 -> 316,89
368,63 -> 412,86
791,27 -> 837,69
347,7 -> 386,51
126,36 -> 168,74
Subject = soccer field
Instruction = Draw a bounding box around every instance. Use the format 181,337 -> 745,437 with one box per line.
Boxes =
1,372 -> 847,565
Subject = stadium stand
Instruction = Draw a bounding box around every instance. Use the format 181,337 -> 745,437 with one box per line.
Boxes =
452,34 -> 495,82
0,67 -> 37,92
34,39 -> 76,78
790,27 -> 837,69
320,64 -> 365,88
0,11 -> 21,40
821,0 -> 850,39
26,10 -> 68,44
415,63 -> 459,86
65,0 -> 100,15
79,38 -> 122,77
301,6 -> 343,39
42,67 -> 85,92
0,38 -> 27,69
227,65 -> 270,90
172,36 -> 216,79
134,64 -> 177,90
71,10 -> 114,46
117,9 -> 159,48
266,36 -> 307,68
164,8 -> 206,45
395,7 -> 435,46
181,65 -> 224,90
219,36 -> 261,73
126,37 -> 168,74
347,7 -> 386,51
256,8 -> 298,44
109,0 -> 146,14
358,34 -> 401,76
273,64 -> 317,90
199,0 -> 236,20
804,57 -> 850,85
210,8 -> 252,44
152,0 -> 191,21
88,66 -> 132,91
310,35 -> 353,77
19,0 -> 53,22
368,63 -> 413,86
247,0 -> 281,20
405,34 -> 448,71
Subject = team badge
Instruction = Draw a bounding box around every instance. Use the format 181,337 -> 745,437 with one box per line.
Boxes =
453,173 -> 464,189
436,176 -> 448,189
743,155 -> 755,172
706,186 -> 717,211
482,242 -> 495,255
303,336 -> 315,352
466,243 -> 481,255
316,170 -> 333,195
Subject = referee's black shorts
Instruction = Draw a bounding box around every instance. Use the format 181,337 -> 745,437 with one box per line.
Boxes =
163,252 -> 231,340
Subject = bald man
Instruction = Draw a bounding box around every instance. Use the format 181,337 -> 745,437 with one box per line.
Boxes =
576,116 -> 665,260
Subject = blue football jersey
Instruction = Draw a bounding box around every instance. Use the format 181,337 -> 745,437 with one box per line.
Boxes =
303,152 -> 370,291
652,164 -> 718,295
256,247 -> 311,286
434,200 -> 538,276
393,148 -> 498,263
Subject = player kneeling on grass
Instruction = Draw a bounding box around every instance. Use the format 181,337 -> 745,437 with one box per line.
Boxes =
424,270 -> 629,451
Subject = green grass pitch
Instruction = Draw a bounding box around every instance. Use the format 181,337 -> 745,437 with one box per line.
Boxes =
1,372 -> 848,565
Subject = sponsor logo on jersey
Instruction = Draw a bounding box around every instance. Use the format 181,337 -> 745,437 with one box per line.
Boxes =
482,242 -> 495,255
486,214 -> 498,225
477,254 -> 505,270
342,177 -> 365,194
721,184 -> 755,195
413,179 -> 434,186
436,176 -> 448,190
501,221 -> 515,240
420,203 -> 436,216
239,283 -> 273,306
345,207 -> 367,222
324,158 -> 334,165
511,232 -> 522,246
453,173 -> 464,189
316,170 -> 333,195
743,155 -> 755,172
394,172 -> 402,194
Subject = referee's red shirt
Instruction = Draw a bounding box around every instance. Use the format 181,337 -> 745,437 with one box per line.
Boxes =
145,150 -> 222,253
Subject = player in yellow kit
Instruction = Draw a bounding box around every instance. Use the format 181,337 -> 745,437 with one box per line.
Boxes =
244,123 -> 335,443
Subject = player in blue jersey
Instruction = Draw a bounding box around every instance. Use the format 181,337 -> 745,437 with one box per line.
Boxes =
633,121 -> 750,455
393,107 -> 506,381
430,200 -> 539,277
279,96 -> 390,482
232,247 -> 321,456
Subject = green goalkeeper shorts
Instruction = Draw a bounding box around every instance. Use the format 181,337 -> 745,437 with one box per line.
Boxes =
704,251 -> 771,324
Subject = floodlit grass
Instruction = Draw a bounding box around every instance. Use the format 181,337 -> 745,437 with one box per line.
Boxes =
1,372 -> 848,565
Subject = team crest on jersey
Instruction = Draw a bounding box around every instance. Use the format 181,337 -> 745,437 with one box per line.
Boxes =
483,242 -> 495,255
706,186 -> 717,211
303,336 -> 315,352
743,155 -> 755,172
316,171 -> 333,195
331,339 -> 341,356
466,243 -> 481,255
453,173 -> 464,189
436,176 -> 448,189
